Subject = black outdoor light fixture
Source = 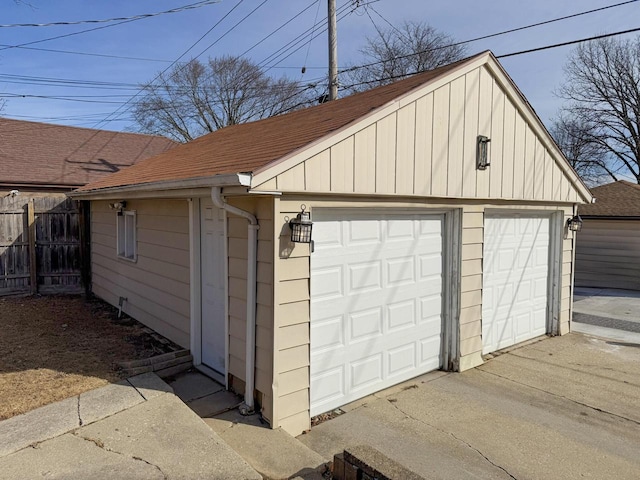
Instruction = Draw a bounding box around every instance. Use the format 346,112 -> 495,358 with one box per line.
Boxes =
476,135 -> 491,170
289,204 -> 313,243
567,215 -> 583,232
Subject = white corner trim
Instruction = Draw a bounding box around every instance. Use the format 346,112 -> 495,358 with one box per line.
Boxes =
189,197 -> 202,367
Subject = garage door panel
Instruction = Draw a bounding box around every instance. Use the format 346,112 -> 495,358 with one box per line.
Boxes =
388,344 -> 417,376
310,367 -> 344,406
311,212 -> 444,415
349,261 -> 383,294
420,294 -> 442,321
483,215 -> 550,354
311,315 -> 344,352
350,354 -> 384,390
349,307 -> 384,342
387,299 -> 416,331
311,265 -> 343,300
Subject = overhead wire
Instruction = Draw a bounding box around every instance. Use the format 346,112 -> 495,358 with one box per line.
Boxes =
339,0 -> 640,74
0,1 -> 220,28
92,0 -> 250,128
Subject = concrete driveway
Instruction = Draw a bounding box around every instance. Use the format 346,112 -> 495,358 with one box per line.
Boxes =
299,333 -> 640,480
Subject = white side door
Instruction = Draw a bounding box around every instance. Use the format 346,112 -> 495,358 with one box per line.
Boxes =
200,198 -> 226,374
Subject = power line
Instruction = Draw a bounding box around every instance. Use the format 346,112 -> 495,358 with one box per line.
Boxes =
92,0 -> 249,129
0,1 -> 220,28
339,24 -> 640,91
192,0 -> 271,60
339,0 -> 640,74
239,0 -> 319,58
0,43 -> 172,63
496,25 -> 640,59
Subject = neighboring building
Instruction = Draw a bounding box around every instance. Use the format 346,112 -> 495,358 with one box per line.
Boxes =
0,118 -> 176,295
72,51 -> 592,436
0,117 -> 176,195
575,180 -> 640,291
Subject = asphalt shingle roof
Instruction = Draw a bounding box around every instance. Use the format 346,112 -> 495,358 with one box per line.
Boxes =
78,53 -> 483,193
579,180 -> 640,217
0,118 -> 176,189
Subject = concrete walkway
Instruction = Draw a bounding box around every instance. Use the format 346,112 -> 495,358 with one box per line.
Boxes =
299,333 -> 640,480
0,373 -> 261,479
573,287 -> 640,342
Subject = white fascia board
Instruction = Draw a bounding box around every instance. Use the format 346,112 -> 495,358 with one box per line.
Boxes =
69,173 -> 251,200
484,56 -> 593,204
250,53 -> 491,189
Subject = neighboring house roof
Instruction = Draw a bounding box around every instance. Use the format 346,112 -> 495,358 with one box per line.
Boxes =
76,53 -> 484,193
0,118 -> 176,189
579,180 -> 640,217
75,51 -> 591,203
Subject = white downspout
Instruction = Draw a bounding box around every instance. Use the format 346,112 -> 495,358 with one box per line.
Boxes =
212,186 -> 258,414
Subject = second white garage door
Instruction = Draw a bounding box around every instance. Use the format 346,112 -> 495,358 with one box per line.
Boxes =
482,214 -> 550,354
310,211 -> 444,416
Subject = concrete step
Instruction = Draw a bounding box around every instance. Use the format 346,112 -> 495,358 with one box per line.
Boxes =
170,370 -> 329,479
203,410 -> 329,480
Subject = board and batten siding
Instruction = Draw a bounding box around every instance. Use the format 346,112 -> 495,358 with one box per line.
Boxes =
575,219 -> 640,292
225,196 -> 275,423
253,65 -> 582,206
91,199 -> 191,347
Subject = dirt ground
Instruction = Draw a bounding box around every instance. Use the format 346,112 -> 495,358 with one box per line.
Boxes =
0,294 -> 180,421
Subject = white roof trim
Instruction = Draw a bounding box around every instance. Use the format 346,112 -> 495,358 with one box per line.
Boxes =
70,173 -> 251,200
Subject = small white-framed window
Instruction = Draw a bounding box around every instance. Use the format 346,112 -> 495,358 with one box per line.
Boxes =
117,210 -> 137,261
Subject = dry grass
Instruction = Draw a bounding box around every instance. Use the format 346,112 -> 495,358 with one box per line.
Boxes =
0,294 -> 178,421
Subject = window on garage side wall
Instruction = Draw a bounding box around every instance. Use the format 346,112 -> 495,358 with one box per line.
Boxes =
117,210 -> 137,261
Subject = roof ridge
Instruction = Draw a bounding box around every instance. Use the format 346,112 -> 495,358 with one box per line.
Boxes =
0,116 -> 177,143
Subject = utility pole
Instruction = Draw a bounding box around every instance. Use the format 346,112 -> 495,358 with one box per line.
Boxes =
328,0 -> 338,100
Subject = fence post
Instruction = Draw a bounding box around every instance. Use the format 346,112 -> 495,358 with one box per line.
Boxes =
28,198 -> 37,294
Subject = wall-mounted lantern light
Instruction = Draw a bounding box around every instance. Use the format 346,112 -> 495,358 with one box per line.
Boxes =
567,215 -> 583,232
476,135 -> 491,170
109,200 -> 127,215
289,204 -> 313,243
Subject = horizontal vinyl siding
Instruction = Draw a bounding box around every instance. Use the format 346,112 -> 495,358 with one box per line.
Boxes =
273,197 -> 311,435
575,219 -> 640,291
225,196 -> 274,422
258,65 -> 583,205
91,199 -> 190,347
459,207 -> 483,360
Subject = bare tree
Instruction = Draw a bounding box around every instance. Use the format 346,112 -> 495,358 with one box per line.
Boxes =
132,56 -> 316,142
557,36 -> 640,185
550,114 -> 610,186
342,21 -> 467,93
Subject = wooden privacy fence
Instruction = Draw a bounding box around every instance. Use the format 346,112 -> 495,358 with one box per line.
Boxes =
0,195 -> 89,296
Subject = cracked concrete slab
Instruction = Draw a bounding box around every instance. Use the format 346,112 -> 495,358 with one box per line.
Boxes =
0,433 -> 164,480
78,379 -> 146,426
299,334 -> 640,480
128,372 -> 174,400
205,410 -> 326,480
0,396 -> 79,458
79,393 -> 261,480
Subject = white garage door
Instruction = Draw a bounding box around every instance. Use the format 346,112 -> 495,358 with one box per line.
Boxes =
310,211 -> 444,416
482,214 -> 550,354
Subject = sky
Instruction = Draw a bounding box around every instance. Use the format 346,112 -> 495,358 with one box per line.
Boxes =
0,0 -> 638,135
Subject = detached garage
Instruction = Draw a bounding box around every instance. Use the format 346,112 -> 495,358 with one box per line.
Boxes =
72,51 -> 592,436
575,181 -> 640,291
